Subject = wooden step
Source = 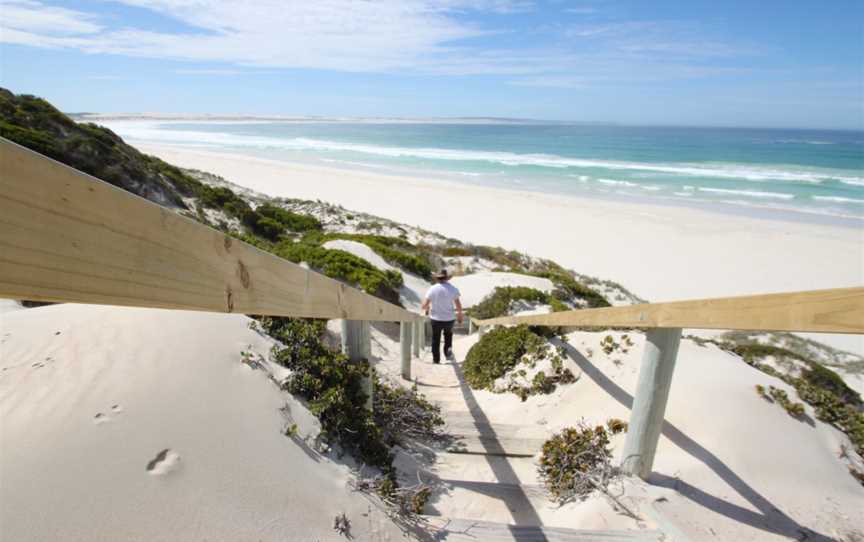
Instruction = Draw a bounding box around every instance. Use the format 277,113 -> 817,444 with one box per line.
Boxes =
393,449 -> 540,486
423,480 -> 550,524
444,419 -> 550,441
445,433 -> 544,457
424,518 -> 665,542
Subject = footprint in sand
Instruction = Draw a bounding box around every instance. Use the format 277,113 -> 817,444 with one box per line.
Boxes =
146,448 -> 181,476
111,404 -> 123,414
93,413 -> 110,425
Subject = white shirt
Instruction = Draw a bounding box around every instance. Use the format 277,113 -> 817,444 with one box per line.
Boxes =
425,282 -> 460,322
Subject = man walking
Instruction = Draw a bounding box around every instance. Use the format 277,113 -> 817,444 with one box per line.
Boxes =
421,269 -> 463,364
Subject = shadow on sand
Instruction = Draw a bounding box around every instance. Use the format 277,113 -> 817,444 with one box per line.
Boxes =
428,359 -> 552,541
552,338 -> 836,542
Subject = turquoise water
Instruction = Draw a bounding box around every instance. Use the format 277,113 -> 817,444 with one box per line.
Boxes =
104,120 -> 864,223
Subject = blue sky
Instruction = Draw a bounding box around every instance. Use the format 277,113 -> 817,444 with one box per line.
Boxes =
0,0 -> 862,129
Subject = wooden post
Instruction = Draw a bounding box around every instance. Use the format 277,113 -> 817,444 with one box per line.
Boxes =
418,317 -> 426,351
469,319 -> 475,334
412,320 -> 421,358
400,321 -> 413,380
621,327 -> 682,479
342,319 -> 373,410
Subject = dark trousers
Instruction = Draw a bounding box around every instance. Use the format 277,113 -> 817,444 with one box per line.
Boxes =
431,319 -> 455,362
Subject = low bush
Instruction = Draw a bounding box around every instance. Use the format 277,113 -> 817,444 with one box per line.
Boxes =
470,286 -> 551,320
260,316 -> 391,468
801,364 -> 862,407
538,422 -> 619,504
324,233 -> 434,279
0,120 -> 59,158
606,418 -> 628,434
531,269 -> 610,308
728,340 -> 864,459
276,241 -> 403,303
257,203 -> 322,232
768,387 -> 806,419
463,325 -> 549,390
464,326 -> 575,399
373,381 -> 445,447
254,315 -> 444,521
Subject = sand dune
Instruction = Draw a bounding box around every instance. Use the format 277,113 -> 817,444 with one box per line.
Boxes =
0,304 -> 404,541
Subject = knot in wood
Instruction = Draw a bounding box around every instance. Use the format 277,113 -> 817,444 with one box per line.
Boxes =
237,260 -> 251,289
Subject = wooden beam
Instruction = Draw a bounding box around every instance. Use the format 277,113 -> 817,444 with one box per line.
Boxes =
0,138 -> 418,322
621,328 -> 682,479
476,287 -> 864,334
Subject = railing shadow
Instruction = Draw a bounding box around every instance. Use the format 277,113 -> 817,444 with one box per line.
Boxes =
441,359 -> 551,541
552,338 -> 836,542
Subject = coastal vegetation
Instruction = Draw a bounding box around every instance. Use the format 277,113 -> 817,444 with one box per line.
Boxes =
538,419 -> 628,504
313,232 -> 436,279
469,286 -> 568,320
463,325 -> 575,400
251,315 -> 442,515
755,385 -> 807,420
695,336 -> 864,461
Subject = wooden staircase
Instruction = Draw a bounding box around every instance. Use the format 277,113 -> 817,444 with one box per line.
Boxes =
396,335 -> 667,542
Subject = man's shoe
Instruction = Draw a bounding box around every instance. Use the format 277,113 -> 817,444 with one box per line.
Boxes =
433,360 -> 440,364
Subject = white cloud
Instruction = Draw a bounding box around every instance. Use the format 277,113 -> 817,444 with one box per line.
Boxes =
1,0 -> 102,35
175,68 -> 259,75
0,0 -> 761,86
508,75 -> 587,88
565,7 -> 598,15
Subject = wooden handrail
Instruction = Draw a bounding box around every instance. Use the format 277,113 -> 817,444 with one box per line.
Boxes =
475,287 -> 864,334
0,138 -> 419,322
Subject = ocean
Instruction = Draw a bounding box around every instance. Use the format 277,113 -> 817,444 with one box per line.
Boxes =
100,120 -> 864,224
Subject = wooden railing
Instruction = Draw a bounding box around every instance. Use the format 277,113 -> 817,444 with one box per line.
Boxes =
0,138 -> 419,323
474,287 -> 864,334
470,287 -> 863,478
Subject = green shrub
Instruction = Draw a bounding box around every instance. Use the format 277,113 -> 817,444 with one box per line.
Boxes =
463,325 -> 549,390
324,233 -> 434,279
538,423 -> 615,503
470,286 -> 551,320
801,364 -> 862,407
276,241 -> 402,303
255,315 -> 443,521
764,386 -> 807,420
532,270 -> 610,308
257,203 -> 322,232
0,120 -> 59,158
606,418 -> 628,434
727,339 -> 864,458
260,316 -> 391,468
442,246 -> 472,257
531,371 -> 555,395
251,216 -> 284,240
465,326 -> 576,399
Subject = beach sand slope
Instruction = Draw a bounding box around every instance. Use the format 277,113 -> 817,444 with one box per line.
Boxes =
0,303 -> 404,541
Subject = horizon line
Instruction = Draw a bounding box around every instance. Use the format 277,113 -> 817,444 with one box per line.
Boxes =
71,112 -> 864,133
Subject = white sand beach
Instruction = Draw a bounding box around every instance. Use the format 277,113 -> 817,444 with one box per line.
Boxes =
140,144 -> 864,354
0,304 -> 406,541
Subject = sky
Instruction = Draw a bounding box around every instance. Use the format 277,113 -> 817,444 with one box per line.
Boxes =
0,0 -> 862,129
